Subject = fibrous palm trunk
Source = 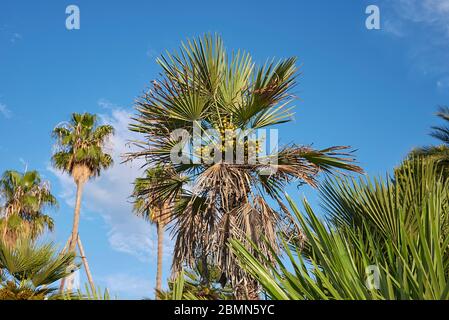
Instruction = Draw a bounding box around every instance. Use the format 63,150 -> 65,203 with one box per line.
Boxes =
69,180 -> 84,252
77,237 -> 95,293
60,165 -> 90,292
155,221 -> 164,299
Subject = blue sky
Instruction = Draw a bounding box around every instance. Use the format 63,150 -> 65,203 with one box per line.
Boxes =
1,0 -> 449,299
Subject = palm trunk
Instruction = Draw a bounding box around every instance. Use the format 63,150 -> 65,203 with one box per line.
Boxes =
155,221 -> 164,299
77,236 -> 95,293
60,180 -> 85,292
69,180 -> 84,253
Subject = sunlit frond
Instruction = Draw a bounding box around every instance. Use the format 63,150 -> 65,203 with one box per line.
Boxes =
127,34 -> 362,298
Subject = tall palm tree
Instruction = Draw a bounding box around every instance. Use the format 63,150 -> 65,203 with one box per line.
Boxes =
411,106 -> 449,176
132,166 -> 171,298
52,113 -> 114,290
127,34 -> 362,299
0,170 -> 57,245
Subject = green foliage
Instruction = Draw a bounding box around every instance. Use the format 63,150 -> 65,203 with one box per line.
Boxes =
411,106 -> 449,178
158,263 -> 234,300
52,113 -> 114,179
63,283 -> 112,300
127,34 -> 362,297
0,170 -> 57,241
152,270 -> 200,300
0,238 -> 76,300
132,165 -> 172,224
231,159 -> 449,300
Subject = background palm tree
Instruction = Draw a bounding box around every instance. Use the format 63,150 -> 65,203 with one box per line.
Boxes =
52,113 -> 114,291
132,166 -> 171,298
0,170 -> 56,245
411,106 -> 449,177
127,34 -> 362,298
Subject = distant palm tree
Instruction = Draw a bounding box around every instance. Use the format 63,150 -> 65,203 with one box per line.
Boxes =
52,113 -> 114,291
127,34 -> 363,299
411,106 -> 449,176
0,170 -> 56,245
132,166 -> 171,298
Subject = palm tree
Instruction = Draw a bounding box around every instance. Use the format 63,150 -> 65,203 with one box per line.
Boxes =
411,106 -> 449,176
127,34 -> 362,299
52,113 -> 114,290
0,237 -> 76,300
132,166 -> 171,297
0,170 -> 57,245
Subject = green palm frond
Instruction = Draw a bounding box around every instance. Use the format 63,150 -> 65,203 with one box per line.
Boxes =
410,106 -> 449,177
231,159 -> 449,300
52,112 -> 115,179
0,170 -> 57,242
62,283 -> 112,300
127,34 -> 362,297
0,238 -> 76,300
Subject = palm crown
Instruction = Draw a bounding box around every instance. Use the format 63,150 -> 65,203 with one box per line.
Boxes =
412,106 -> 449,177
52,113 -> 114,183
132,166 -> 171,224
128,34 -> 362,298
0,170 -> 57,242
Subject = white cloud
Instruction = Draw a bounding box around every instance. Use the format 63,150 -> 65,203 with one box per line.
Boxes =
97,98 -> 118,110
0,25 -> 22,44
382,0 -> 449,87
383,19 -> 405,37
0,103 -> 12,119
101,273 -> 153,299
10,32 -> 22,43
49,106 -> 173,263
386,0 -> 449,30
437,76 -> 449,89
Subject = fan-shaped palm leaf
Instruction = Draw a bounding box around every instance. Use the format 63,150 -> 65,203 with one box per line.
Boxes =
127,34 -> 362,299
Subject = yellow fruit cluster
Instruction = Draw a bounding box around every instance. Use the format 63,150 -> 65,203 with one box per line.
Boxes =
193,117 -> 264,163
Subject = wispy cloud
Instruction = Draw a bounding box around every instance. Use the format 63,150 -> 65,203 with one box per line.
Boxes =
437,76 -> 449,90
383,19 -> 405,37
97,98 -> 118,110
0,25 -> 22,44
146,48 -> 158,59
384,0 -> 449,32
382,0 -> 449,87
49,105 -> 173,263
10,32 -> 22,44
100,273 -> 153,299
0,103 -> 12,119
